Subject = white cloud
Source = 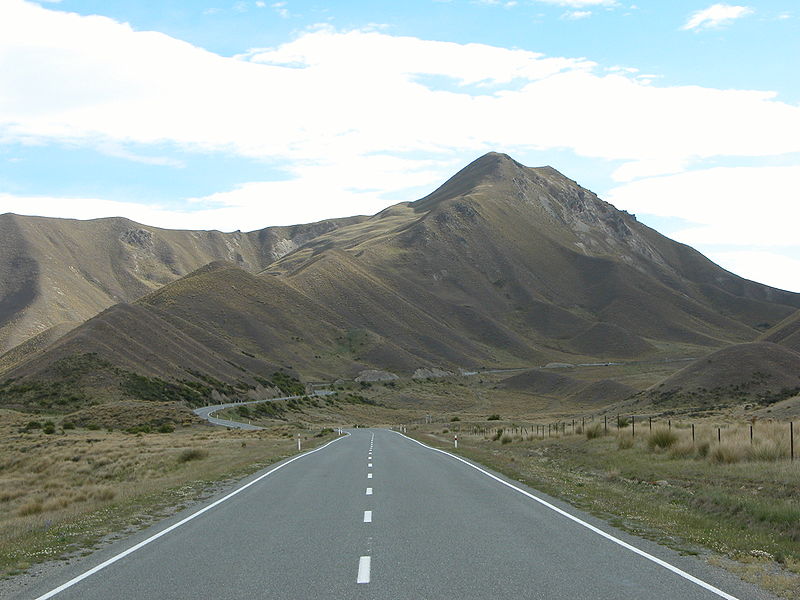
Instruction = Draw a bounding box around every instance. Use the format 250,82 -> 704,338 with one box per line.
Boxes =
1,0 -> 799,291
3,0 -> 797,176
0,193 -> 230,231
562,10 -> 592,19
605,166 -> 800,246
707,251 -> 800,293
271,1 -> 289,18
606,165 -> 800,290
682,3 -> 753,31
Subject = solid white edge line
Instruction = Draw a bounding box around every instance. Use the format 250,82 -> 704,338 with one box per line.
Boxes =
357,556 -> 371,583
391,431 -> 741,600
34,433 -> 350,600
364,510 -> 373,523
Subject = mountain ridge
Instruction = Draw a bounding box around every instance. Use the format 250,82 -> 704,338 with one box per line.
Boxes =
2,152 -> 800,414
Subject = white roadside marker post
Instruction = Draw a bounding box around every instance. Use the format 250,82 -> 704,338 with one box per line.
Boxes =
297,435 -> 301,451
454,434 -> 458,449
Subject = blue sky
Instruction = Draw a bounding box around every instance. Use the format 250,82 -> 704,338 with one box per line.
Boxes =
1,0 -> 799,290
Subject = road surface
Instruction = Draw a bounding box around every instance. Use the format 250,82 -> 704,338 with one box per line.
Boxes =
14,429 -> 775,600
192,391 -> 333,430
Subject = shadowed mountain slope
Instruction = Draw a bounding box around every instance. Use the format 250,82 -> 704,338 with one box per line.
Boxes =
2,152 -> 800,413
760,309 -> 800,352
0,212 -> 366,354
498,369 -> 636,406
0,262 -> 457,412
635,342 -> 800,412
272,152 -> 799,355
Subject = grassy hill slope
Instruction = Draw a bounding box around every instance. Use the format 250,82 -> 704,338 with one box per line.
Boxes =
0,212 -> 365,354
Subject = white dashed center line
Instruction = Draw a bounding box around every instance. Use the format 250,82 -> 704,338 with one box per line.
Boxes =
357,556 -> 371,584
364,510 -> 372,523
367,473 -> 373,479
366,487 -> 373,495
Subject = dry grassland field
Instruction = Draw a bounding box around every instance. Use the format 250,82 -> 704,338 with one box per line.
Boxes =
2,362 -> 800,599
0,409 -> 337,580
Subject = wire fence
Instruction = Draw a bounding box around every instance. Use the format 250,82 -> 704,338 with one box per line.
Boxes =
405,413 -> 797,462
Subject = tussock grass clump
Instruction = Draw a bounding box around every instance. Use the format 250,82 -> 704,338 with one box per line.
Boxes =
500,435 -> 513,445
647,428 -> 678,450
668,441 -> 696,459
751,439 -> 787,462
617,435 -> 634,449
585,423 -> 604,439
710,441 -> 750,464
177,448 -> 208,463
16,500 -> 43,516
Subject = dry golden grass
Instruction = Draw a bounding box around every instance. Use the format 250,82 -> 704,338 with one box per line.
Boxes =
0,409 -> 331,577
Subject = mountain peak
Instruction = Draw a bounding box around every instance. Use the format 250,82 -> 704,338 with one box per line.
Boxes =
412,151 -> 524,211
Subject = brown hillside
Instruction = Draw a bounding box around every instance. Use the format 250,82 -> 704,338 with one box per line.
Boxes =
0,212 -> 365,354
3,152 -> 800,415
273,152 -> 799,358
641,342 -> 800,410
567,379 -> 636,406
499,369 -> 635,407
499,369 -> 582,395
760,310 -> 800,351
568,323 -> 654,358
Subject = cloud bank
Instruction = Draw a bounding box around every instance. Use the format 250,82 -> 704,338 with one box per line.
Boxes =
1,1 -> 798,288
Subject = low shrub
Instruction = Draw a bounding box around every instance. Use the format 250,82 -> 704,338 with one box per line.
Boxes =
668,441 -> 696,459
617,435 -> 634,449
647,428 -> 678,450
696,440 -> 711,457
177,448 -> 208,463
487,414 -> 501,421
751,439 -> 787,462
17,500 -> 43,516
500,435 -> 513,445
710,442 -> 749,464
585,423 -> 604,439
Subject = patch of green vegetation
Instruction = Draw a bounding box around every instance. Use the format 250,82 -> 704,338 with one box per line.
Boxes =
177,448 -> 208,463
263,372 -> 305,397
121,373 -> 205,406
339,393 -> 379,406
0,354 -> 102,411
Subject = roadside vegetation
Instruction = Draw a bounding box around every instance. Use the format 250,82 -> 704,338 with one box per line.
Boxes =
0,409 -> 335,579
409,419 -> 800,598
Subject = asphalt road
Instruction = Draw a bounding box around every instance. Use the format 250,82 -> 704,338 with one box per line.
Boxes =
16,429 -> 776,600
192,391 -> 334,430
